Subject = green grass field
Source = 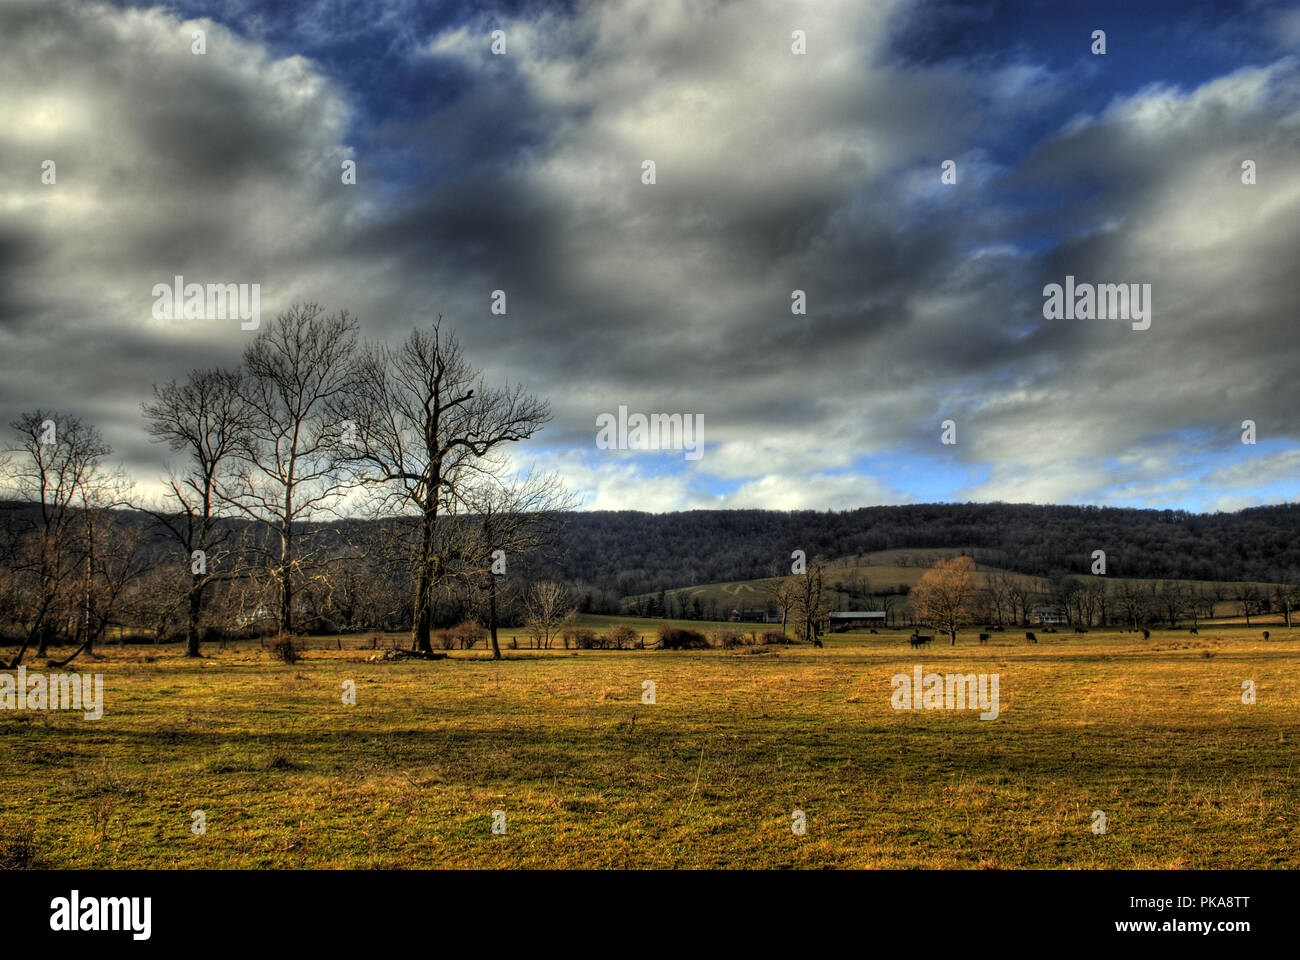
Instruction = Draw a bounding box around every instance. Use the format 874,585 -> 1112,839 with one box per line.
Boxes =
2,620 -> 1297,869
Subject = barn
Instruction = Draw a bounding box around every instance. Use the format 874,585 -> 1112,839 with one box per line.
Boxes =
827,611 -> 887,631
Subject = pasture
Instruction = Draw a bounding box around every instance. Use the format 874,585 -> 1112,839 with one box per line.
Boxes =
2,621 -> 1297,869
628,548 -> 1284,619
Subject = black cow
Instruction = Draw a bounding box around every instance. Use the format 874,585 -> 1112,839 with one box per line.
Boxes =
1142,629 -> 1151,640
813,639 -> 824,648
1025,631 -> 1037,643
909,634 -> 934,648
1263,631 -> 1270,641
1190,627 -> 1199,635
978,633 -> 990,644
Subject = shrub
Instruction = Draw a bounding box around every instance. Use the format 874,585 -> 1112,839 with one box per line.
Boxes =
269,632 -> 300,663
605,625 -> 640,650
451,620 -> 488,650
562,626 -> 599,649
435,630 -> 456,650
760,631 -> 792,645
657,624 -> 708,650
709,628 -> 749,648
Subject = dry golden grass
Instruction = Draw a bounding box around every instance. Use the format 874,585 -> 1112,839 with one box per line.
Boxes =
1,622 -> 1296,868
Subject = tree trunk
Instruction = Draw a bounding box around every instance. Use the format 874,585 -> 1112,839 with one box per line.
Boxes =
489,578 -> 501,660
410,507 -> 435,654
279,524 -> 293,635
185,577 -> 203,657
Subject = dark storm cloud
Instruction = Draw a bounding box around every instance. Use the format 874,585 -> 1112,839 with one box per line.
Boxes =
2,0 -> 1298,511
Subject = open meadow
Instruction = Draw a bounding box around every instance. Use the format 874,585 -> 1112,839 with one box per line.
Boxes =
3,619 -> 1296,869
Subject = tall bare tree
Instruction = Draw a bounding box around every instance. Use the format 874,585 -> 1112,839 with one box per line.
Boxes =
335,320 -> 550,653
224,305 -> 359,633
141,367 -> 253,656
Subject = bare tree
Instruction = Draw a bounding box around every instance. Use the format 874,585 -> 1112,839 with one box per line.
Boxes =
524,580 -> 571,650
456,467 -> 577,659
1,413 -> 112,666
1273,571 -> 1300,629
48,492 -> 156,667
140,368 -> 253,655
791,556 -> 832,644
912,556 -> 979,645
335,319 -> 551,654
1116,581 -> 1148,631
1235,584 -> 1262,626
224,305 -> 359,633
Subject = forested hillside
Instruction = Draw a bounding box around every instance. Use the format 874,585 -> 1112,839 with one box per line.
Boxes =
544,503 -> 1300,599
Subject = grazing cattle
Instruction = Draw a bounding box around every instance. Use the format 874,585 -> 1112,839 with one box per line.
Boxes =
813,639 -> 824,648
978,633 -> 990,644
909,633 -> 934,648
1142,629 -> 1151,640
869,629 -> 878,634
1025,631 -> 1037,643
1263,631 -> 1270,641
1190,627 -> 1199,635
1076,627 -> 1089,634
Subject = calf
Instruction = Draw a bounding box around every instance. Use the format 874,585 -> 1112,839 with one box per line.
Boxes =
1024,631 -> 1037,643
1190,627 -> 1199,635
1263,631 -> 1270,641
813,638 -> 824,648
978,633 -> 990,644
1142,629 -> 1151,640
908,633 -> 934,648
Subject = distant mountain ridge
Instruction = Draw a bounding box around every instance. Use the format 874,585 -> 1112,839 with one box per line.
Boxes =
546,503 -> 1300,598
4,500 -> 1298,601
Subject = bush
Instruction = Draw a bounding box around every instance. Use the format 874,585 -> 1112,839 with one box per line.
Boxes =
435,630 -> 456,650
269,632 -> 300,664
657,624 -> 709,650
759,631 -> 792,645
562,626 -> 599,649
451,620 -> 488,650
604,625 -> 640,650
709,628 -> 749,648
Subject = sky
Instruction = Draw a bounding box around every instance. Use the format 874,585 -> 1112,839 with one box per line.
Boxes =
2,0 -> 1299,514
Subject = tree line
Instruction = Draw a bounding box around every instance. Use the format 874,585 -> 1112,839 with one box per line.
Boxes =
0,306 -> 572,666
542,504 -> 1300,603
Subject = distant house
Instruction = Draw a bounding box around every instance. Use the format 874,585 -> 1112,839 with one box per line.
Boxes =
236,602 -> 310,628
827,611 -> 886,631
1033,606 -> 1066,625
730,608 -> 779,623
